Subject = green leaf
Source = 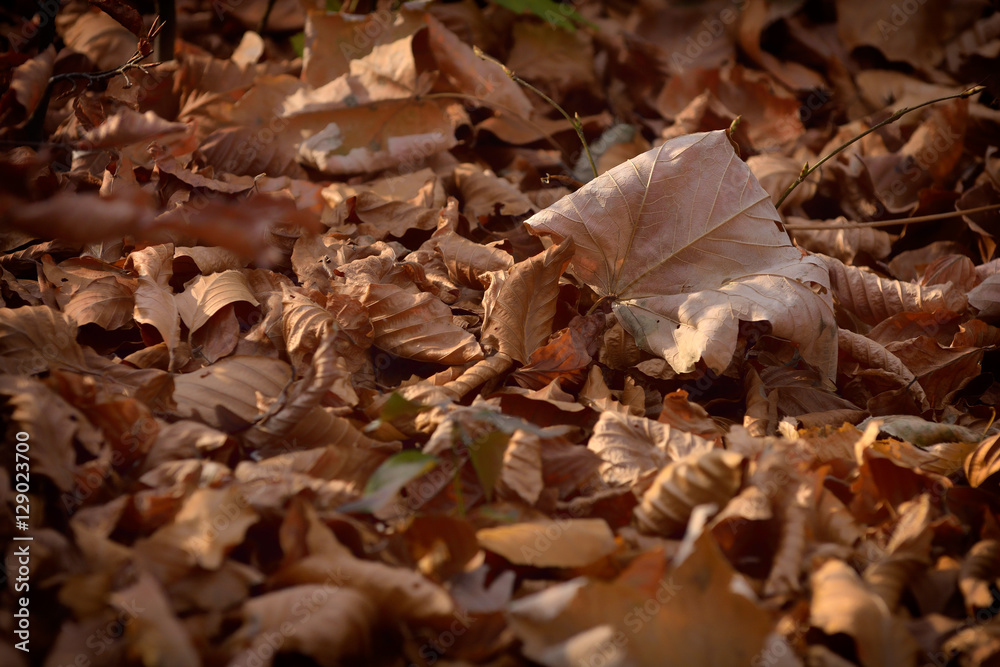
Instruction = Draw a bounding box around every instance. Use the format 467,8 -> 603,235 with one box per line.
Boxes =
338,450 -> 438,514
467,430 -> 511,501
362,391 -> 431,434
491,0 -> 596,31
290,32 -> 305,58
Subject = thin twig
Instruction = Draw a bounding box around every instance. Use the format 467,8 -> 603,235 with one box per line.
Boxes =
775,85 -> 985,209
474,46 -> 598,180
782,203 -> 1000,230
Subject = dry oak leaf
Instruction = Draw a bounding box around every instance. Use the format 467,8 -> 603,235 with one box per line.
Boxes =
507,533 -> 774,667
476,519 -> 617,568
526,130 -> 837,377
809,559 -> 921,667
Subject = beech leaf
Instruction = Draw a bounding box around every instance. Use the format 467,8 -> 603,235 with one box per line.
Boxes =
526,130 -> 837,377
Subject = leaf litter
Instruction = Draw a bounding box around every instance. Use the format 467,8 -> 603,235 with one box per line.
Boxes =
1,1 -> 1000,666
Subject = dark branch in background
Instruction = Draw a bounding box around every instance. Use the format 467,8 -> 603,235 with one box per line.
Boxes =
257,0 -> 278,35
154,0 -> 175,61
25,20 -> 164,143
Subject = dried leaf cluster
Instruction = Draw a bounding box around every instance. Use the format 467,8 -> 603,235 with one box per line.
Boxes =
1,0 -> 1000,666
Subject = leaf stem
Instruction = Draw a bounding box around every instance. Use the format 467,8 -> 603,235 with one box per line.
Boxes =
782,203 -> 1000,230
774,85 -> 985,209
474,46 -> 598,180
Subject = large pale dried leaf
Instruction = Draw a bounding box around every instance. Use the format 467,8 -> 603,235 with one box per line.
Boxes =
481,238 -> 573,364
477,519 -> 616,567
635,449 -> 746,537
361,282 -> 482,365
820,254 -> 968,326
526,131 -> 836,377
809,559 -> 920,667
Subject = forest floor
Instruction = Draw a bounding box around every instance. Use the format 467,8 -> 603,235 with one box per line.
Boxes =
2,0 -> 1000,665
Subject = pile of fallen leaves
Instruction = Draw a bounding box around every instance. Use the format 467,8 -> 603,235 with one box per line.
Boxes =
2,0 -> 1000,665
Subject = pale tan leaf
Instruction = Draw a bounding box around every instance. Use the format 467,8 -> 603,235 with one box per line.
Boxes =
108,572 -> 200,667
134,276 -> 181,371
965,433 -> 1000,489
175,270 -> 258,335
507,533 -> 773,667
63,276 -> 136,330
327,191 -> 439,239
787,216 -> 895,263
819,253 -> 968,326
477,519 -> 617,567
173,246 -> 247,277
296,100 -> 460,175
173,356 -> 293,427
435,231 -> 514,289
227,585 -> 377,666
921,254 -> 978,291
498,429 -> 544,505
244,323 -> 343,450
588,410 -> 716,487
526,130 -> 837,377
11,45 -> 55,117
81,109 -> 190,150
481,237 -> 573,364
0,305 -> 88,375
453,163 -> 535,219
809,559 -> 920,667
126,243 -> 174,289
361,282 -> 482,365
837,328 -> 928,409
0,375 -> 102,491
959,539 -> 1000,612
968,274 -> 1000,319
423,13 -> 534,118
143,486 -> 259,570
862,494 -> 933,611
635,449 -> 746,537
280,284 -> 336,370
